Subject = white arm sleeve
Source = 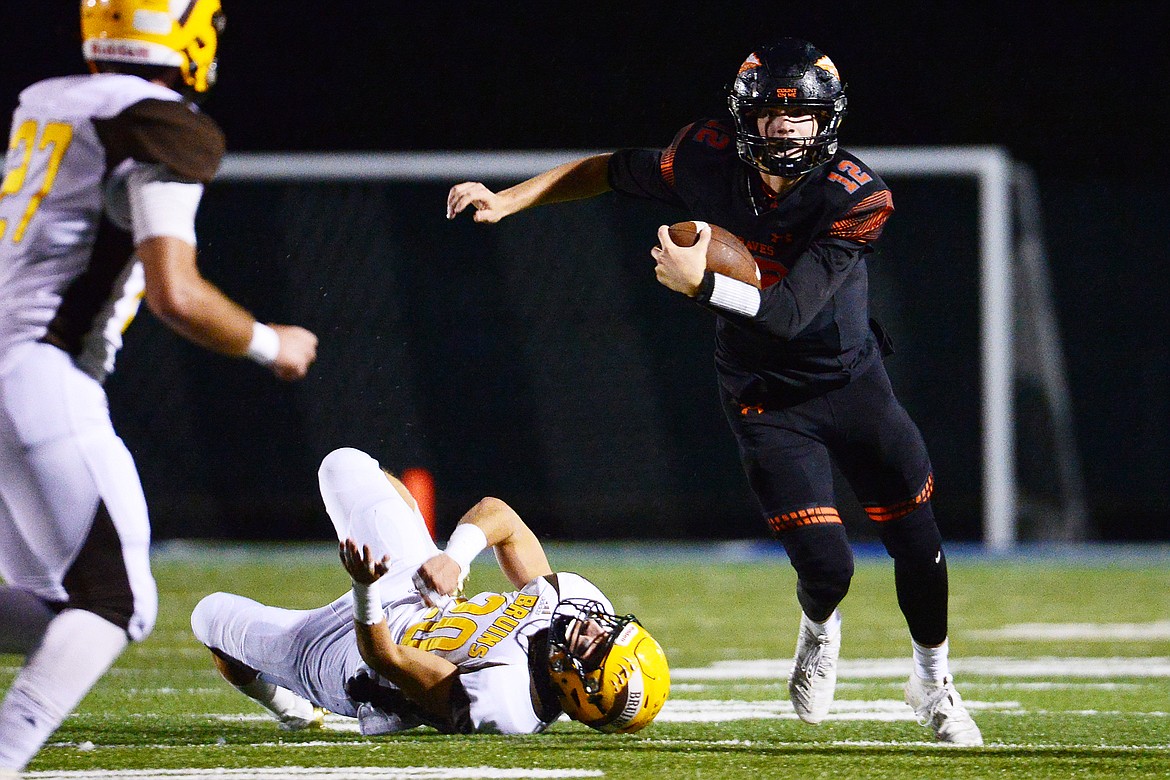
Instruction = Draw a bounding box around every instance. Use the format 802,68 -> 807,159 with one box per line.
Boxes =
126,164 -> 203,247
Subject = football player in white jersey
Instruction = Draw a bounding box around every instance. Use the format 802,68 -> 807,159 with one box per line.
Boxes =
0,2 -> 317,772
191,447 -> 671,735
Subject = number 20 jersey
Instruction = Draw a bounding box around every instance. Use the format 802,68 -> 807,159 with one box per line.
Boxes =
375,575 -> 562,734
0,73 -> 223,381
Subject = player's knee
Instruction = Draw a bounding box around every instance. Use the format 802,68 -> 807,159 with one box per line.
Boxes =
797,572 -> 852,614
878,503 -> 943,563
783,524 -> 854,610
796,556 -> 854,606
190,592 -> 232,646
318,447 -> 376,484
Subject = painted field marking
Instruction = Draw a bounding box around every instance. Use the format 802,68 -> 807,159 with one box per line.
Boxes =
25,772 -> 600,779
643,737 -> 1170,751
672,656 -> 1170,680
657,697 -> 1020,723
971,621 -> 1170,640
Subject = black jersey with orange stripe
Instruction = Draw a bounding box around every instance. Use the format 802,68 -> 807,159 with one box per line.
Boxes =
607,117 -> 895,406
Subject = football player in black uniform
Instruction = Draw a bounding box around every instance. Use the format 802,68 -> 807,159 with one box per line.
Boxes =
447,38 -> 982,746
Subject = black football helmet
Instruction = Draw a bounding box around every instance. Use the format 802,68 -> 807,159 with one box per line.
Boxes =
728,38 -> 848,177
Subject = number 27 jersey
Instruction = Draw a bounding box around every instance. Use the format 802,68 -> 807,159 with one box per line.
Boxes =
0,73 -> 223,381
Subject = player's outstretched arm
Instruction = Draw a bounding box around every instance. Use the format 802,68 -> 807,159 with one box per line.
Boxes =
416,497 -> 553,596
446,153 -> 614,223
137,235 -> 318,380
340,538 -> 460,721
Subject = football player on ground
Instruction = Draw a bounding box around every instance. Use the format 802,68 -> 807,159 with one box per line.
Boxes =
446,38 -> 981,746
0,1 -> 317,772
192,447 -> 670,735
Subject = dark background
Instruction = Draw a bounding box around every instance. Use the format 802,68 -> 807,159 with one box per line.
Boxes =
4,3 -> 1168,543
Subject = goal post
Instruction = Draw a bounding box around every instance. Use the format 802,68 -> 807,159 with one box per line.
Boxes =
215,147 -> 1082,550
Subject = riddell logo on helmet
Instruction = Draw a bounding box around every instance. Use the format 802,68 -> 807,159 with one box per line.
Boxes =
775,88 -> 798,99
614,623 -> 639,646
88,41 -> 152,60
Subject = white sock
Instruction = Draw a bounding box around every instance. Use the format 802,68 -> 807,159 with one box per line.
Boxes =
802,609 -> 842,637
0,586 -> 56,654
235,678 -> 315,722
912,637 -> 951,684
0,609 -> 128,771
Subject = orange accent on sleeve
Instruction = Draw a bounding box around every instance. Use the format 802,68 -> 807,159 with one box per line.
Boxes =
660,145 -> 676,187
767,506 -> 843,534
829,190 -> 894,244
659,122 -> 699,189
863,473 -> 934,522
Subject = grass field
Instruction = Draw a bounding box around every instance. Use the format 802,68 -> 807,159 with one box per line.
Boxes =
4,541 -> 1169,779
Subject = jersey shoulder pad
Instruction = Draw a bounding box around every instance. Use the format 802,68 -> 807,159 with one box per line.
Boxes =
674,118 -> 738,160
20,74 -> 179,121
661,118 -> 737,189
820,152 -> 894,244
95,97 -> 226,183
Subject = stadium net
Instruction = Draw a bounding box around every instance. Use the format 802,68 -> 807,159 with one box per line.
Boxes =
214,148 -> 1086,549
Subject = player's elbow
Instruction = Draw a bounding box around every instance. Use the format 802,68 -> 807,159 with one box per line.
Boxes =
473,496 -> 512,515
757,304 -> 815,340
754,313 -> 801,340
144,281 -> 201,326
474,496 -> 523,531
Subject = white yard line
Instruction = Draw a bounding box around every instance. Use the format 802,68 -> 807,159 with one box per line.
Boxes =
672,656 -> 1170,680
642,737 -> 1170,751
656,697 -> 1021,723
971,621 -> 1170,640
28,772 -> 600,779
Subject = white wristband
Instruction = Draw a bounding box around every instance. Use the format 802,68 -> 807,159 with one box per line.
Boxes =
709,273 -> 762,317
246,321 -> 280,366
443,524 -> 488,574
351,580 -> 382,625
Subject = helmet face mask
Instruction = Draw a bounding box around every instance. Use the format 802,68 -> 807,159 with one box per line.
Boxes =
728,38 -> 848,177
547,598 -> 670,734
80,0 -> 225,96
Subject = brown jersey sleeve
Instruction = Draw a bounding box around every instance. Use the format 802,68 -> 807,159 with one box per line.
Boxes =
94,98 -> 226,183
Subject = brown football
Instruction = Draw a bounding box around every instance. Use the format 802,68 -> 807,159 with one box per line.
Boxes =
667,221 -> 761,289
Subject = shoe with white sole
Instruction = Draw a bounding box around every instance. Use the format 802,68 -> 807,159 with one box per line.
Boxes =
904,674 -> 983,746
787,610 -> 841,724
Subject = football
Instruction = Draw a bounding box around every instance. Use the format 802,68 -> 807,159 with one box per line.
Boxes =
667,221 -> 761,289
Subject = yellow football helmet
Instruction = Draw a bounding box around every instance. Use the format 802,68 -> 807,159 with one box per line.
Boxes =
80,0 -> 225,94
548,599 -> 670,734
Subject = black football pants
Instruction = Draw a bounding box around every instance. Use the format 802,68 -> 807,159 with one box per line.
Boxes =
721,359 -> 949,645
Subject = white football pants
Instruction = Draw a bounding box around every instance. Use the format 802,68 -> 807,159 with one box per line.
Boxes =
0,342 -> 156,638
191,446 -> 440,716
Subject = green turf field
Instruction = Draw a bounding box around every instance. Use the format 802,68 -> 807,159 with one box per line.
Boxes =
4,541 -> 1169,779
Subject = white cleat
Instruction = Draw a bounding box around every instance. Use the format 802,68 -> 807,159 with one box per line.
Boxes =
904,674 -> 984,746
278,705 -> 327,731
787,610 -> 841,724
